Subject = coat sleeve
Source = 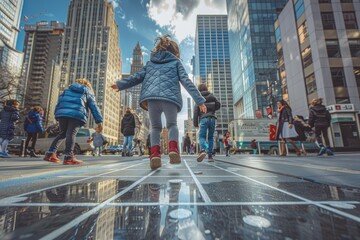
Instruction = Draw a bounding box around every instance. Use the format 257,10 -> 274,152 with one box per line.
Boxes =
131,115 -> 136,129
12,111 -> 20,122
308,108 -> 315,128
326,109 -> 331,124
116,66 -> 146,91
193,106 -> 199,128
87,92 -> 103,124
36,115 -> 45,132
120,118 -> 124,134
286,107 -> 294,124
177,61 -> 205,106
214,96 -> 221,111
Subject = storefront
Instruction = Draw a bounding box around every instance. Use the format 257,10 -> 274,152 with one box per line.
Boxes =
327,104 -> 360,149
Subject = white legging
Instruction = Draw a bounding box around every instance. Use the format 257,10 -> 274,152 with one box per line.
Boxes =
0,138 -> 10,153
148,100 -> 178,146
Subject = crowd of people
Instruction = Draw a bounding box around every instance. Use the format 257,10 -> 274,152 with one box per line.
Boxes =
0,34 -> 334,168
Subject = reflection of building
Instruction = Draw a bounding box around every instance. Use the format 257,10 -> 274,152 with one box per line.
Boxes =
275,0 -> 360,148
22,21 -> 64,126
226,0 -> 287,118
194,15 -> 234,138
59,0 -> 122,143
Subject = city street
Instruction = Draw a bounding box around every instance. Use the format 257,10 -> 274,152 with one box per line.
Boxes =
0,153 -> 359,239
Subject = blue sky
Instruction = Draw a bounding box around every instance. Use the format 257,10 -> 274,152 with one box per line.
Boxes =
16,0 -> 227,139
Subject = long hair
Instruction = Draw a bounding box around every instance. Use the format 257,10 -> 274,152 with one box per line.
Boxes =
311,97 -> 323,106
153,34 -> 180,58
278,99 -> 291,111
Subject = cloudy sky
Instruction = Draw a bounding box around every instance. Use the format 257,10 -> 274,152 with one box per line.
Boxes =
17,0 -> 227,141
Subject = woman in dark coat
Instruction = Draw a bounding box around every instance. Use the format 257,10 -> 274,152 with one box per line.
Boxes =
0,100 -> 20,158
275,100 -> 301,156
24,106 -> 45,157
121,107 -> 136,156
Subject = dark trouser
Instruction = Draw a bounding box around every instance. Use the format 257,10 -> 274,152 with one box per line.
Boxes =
48,117 -> 83,155
25,133 -> 38,150
315,125 -> 330,147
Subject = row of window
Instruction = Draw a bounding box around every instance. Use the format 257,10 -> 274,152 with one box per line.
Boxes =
321,11 -> 358,30
326,39 -> 360,58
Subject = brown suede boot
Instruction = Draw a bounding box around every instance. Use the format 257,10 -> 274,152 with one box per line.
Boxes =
150,145 -> 161,170
168,141 -> 181,164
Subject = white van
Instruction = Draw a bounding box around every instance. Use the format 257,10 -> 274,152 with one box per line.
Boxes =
36,128 -> 95,155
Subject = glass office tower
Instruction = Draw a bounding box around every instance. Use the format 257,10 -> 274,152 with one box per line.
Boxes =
226,0 -> 288,118
194,15 -> 234,138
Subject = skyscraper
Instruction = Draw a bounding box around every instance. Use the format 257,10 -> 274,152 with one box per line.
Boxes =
226,0 -> 288,118
194,15 -> 234,138
59,0 -> 122,142
0,0 -> 24,102
22,21 -> 65,126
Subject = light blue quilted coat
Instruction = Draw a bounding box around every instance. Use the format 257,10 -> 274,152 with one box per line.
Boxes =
116,51 -> 205,112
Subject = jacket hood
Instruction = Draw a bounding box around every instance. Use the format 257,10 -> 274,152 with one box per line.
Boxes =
4,105 -> 17,112
150,51 -> 178,64
28,111 -> 40,120
200,91 -> 211,97
311,104 -> 327,112
69,83 -> 88,94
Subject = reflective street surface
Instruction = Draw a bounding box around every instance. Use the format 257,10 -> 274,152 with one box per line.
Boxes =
0,153 -> 359,239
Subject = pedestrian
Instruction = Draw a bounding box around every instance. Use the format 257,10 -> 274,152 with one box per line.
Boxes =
308,98 -> 333,156
293,115 -> 312,155
133,111 -> 142,141
223,132 -> 232,157
111,34 -> 206,169
194,83 -> 221,162
183,133 -> 191,154
24,106 -> 45,157
251,139 -> 257,154
90,126 -> 106,156
0,100 -> 20,158
43,79 -> 103,164
121,107 -> 135,157
275,99 -> 301,156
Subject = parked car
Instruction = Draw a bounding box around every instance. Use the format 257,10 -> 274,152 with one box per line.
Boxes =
103,145 -> 122,155
35,128 -> 95,155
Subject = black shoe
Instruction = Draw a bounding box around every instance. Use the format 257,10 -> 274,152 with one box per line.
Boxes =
29,149 -> 40,158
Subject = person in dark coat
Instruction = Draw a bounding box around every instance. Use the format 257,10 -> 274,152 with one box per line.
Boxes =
121,107 -> 136,156
275,99 -> 301,156
308,98 -> 333,156
183,133 -> 191,154
24,106 -> 45,157
293,115 -> 312,155
43,79 -> 103,164
0,100 -> 20,158
194,83 -> 221,162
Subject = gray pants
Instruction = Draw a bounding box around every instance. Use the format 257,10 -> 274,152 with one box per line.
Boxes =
148,100 -> 178,146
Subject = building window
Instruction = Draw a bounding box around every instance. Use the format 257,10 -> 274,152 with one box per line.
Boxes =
321,12 -> 336,30
331,68 -> 347,87
294,0 -> 305,20
301,47 -> 313,68
340,0 -> 353,2
353,68 -> 360,87
349,39 -> 360,57
298,21 -> 309,45
319,0 -> 331,3
305,74 -> 317,95
343,12 -> 358,29
326,40 -> 341,57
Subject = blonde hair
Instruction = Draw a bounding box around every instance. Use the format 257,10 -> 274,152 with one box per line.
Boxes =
311,98 -> 323,106
32,106 -> 43,114
153,34 -> 180,58
75,78 -> 93,91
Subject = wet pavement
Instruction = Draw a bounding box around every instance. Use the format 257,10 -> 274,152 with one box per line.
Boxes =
0,154 -> 359,239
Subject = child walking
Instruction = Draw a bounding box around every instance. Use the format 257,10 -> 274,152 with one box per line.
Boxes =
223,132 -> 232,157
90,127 -> 106,156
112,34 -> 206,170
43,79 -> 103,164
24,106 -> 45,157
0,100 -> 20,158
193,83 -> 221,162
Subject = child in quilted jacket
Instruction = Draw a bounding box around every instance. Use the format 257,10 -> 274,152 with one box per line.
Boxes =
0,100 -> 20,158
111,34 -> 207,170
24,106 -> 45,157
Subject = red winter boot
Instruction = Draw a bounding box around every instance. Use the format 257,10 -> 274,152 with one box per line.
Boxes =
150,145 -> 161,170
169,141 -> 181,164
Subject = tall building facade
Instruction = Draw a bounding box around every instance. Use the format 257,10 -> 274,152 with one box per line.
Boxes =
226,0 -> 288,118
22,21 -> 64,126
59,0 -> 122,142
0,0 -> 24,103
194,15 -> 234,138
276,0 -> 360,148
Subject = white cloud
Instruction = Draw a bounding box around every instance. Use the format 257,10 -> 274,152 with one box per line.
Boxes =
107,0 -> 120,9
146,0 -> 226,42
155,29 -> 163,36
127,20 -> 136,30
126,57 -> 133,64
141,46 -> 149,56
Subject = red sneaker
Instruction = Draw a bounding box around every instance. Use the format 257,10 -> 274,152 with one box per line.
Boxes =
63,155 -> 84,165
168,141 -> 181,164
43,152 -> 61,163
150,145 -> 161,170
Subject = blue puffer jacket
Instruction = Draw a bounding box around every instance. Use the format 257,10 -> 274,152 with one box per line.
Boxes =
0,106 -> 20,140
116,51 -> 205,112
55,83 -> 103,124
24,110 -> 44,133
